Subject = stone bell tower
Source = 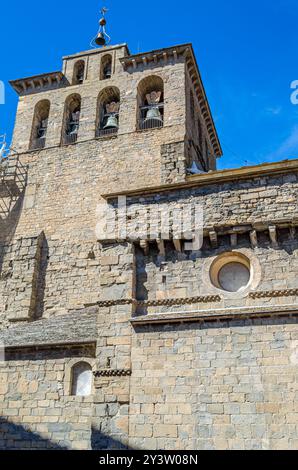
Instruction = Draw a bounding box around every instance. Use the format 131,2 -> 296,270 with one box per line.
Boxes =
1,7 -> 297,452
10,7 -> 222,191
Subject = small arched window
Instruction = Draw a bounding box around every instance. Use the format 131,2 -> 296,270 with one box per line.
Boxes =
100,54 -> 112,80
71,362 -> 93,396
62,94 -> 81,145
96,87 -> 120,137
137,75 -> 164,131
72,60 -> 85,85
30,100 -> 51,150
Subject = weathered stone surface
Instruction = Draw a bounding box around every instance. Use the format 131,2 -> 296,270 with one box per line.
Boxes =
0,39 -> 297,451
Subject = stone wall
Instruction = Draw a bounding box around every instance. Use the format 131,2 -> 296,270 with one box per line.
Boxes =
1,315 -> 297,450
0,40 -> 297,450
130,318 -> 298,450
0,346 -> 95,450
106,172 -> 298,239
135,238 -> 298,309
0,236 -> 101,324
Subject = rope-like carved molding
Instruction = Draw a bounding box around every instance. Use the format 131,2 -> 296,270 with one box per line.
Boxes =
96,296 -> 221,308
97,299 -> 134,308
249,289 -> 298,299
94,369 -> 132,377
137,295 -> 221,307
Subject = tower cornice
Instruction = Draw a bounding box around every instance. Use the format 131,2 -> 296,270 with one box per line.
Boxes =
120,43 -> 222,157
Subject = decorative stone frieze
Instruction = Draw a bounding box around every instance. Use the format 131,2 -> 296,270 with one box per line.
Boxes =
94,369 -> 132,378
250,288 -> 298,299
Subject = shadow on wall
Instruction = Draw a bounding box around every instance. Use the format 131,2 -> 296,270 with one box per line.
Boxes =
0,419 -> 133,450
34,233 -> 49,320
0,417 -> 68,450
91,426 -> 133,450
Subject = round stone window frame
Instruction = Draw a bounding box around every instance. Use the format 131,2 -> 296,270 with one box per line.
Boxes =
203,249 -> 261,299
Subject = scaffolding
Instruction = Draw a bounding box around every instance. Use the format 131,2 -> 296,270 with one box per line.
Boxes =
0,135 -> 27,219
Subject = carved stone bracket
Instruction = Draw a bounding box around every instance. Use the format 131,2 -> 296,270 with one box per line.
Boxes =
209,231 -> 218,248
173,239 -> 182,252
250,230 -> 258,248
140,239 -> 149,255
269,225 -> 278,248
157,239 -> 165,256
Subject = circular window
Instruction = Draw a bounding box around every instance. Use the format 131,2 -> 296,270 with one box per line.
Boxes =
210,252 -> 251,293
218,262 -> 250,292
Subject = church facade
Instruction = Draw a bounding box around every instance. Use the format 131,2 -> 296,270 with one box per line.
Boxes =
0,38 -> 297,450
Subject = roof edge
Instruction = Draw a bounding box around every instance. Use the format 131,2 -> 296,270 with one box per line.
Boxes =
102,158 -> 298,199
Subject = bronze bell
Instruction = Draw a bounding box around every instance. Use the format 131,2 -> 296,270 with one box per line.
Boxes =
104,115 -> 119,130
142,106 -> 163,129
145,106 -> 163,123
95,32 -> 106,46
37,119 -> 48,139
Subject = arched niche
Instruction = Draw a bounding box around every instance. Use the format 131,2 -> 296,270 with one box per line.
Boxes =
100,54 -> 112,80
30,99 -> 51,150
137,75 -> 164,130
70,361 -> 93,396
62,93 -> 81,145
72,60 -> 85,85
96,86 -> 120,137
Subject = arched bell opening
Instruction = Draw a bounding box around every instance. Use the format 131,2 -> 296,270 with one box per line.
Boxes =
72,60 -> 85,85
62,94 -> 81,145
96,87 -> 120,138
137,75 -> 164,131
100,54 -> 112,80
30,99 -> 51,150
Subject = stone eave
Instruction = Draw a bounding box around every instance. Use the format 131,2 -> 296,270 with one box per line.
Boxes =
131,305 -> 298,326
0,309 -> 97,350
62,43 -> 130,60
3,340 -> 97,352
102,158 -> 298,200
120,43 -> 222,157
10,72 -> 66,96
119,43 -> 191,67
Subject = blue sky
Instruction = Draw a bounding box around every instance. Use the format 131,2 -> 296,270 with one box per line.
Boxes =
0,0 -> 298,169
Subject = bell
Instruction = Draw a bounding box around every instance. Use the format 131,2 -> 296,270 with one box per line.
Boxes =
37,126 -> 46,139
37,119 -> 48,139
103,65 -> 112,79
95,33 -> 106,46
143,106 -> 163,127
68,124 -> 79,135
104,115 -> 119,130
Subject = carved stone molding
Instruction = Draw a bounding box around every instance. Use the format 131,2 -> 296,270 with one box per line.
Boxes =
96,295 -> 221,309
137,295 -> 221,307
97,299 -> 133,308
250,289 -> 298,299
94,369 -> 132,377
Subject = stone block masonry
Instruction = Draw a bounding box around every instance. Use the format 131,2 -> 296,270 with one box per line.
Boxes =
129,318 -> 298,450
0,39 -> 297,450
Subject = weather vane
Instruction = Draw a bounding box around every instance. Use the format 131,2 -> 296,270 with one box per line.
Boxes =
91,5 -> 111,48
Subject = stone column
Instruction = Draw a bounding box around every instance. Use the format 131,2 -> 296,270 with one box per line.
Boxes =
161,140 -> 187,184
92,242 -> 135,449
